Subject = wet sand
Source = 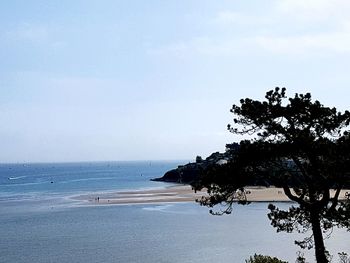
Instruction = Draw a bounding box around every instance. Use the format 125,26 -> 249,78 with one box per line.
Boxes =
73,185 -> 206,205
73,185 -> 350,205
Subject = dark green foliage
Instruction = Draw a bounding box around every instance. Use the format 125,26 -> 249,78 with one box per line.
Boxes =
153,151 -> 233,184
245,254 -> 287,263
338,252 -> 350,263
295,252 -> 306,263
196,156 -> 203,163
192,88 -> 350,263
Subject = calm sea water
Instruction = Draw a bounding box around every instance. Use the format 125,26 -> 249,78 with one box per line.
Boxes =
0,162 -> 349,263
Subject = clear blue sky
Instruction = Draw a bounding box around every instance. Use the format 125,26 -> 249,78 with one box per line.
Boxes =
2,0 -> 350,162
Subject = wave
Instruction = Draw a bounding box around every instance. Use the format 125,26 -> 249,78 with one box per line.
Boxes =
142,204 -> 173,211
2,176 -> 115,187
1,181 -> 49,187
59,177 -> 117,184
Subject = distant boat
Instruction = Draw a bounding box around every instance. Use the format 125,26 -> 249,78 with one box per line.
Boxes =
8,176 -> 26,180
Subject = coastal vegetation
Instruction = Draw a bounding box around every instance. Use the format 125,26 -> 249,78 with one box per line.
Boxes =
245,254 -> 287,263
187,88 -> 350,262
152,150 -> 233,184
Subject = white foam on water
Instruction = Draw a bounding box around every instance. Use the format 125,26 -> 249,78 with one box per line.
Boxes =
142,204 -> 174,211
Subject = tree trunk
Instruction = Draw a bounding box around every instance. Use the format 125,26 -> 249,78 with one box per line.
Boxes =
310,210 -> 328,263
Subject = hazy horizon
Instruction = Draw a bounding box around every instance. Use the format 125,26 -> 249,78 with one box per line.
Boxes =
0,159 -> 192,165
2,0 -> 350,162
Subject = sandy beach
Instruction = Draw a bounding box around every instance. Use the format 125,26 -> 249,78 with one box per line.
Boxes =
74,185 -> 207,205
73,185 -> 350,206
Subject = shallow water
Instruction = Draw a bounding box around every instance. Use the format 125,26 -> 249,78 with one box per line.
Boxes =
0,162 -> 349,263
0,161 -> 180,211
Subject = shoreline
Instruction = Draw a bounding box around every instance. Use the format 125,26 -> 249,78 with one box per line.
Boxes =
72,185 -> 350,206
72,185 -> 206,206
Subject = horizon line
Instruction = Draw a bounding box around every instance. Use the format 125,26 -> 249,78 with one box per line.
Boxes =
0,159 -> 193,165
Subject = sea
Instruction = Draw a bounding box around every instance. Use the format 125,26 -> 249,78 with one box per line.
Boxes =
0,161 -> 349,263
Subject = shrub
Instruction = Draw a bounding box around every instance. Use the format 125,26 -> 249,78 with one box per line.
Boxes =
339,252 -> 350,263
245,254 -> 288,263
